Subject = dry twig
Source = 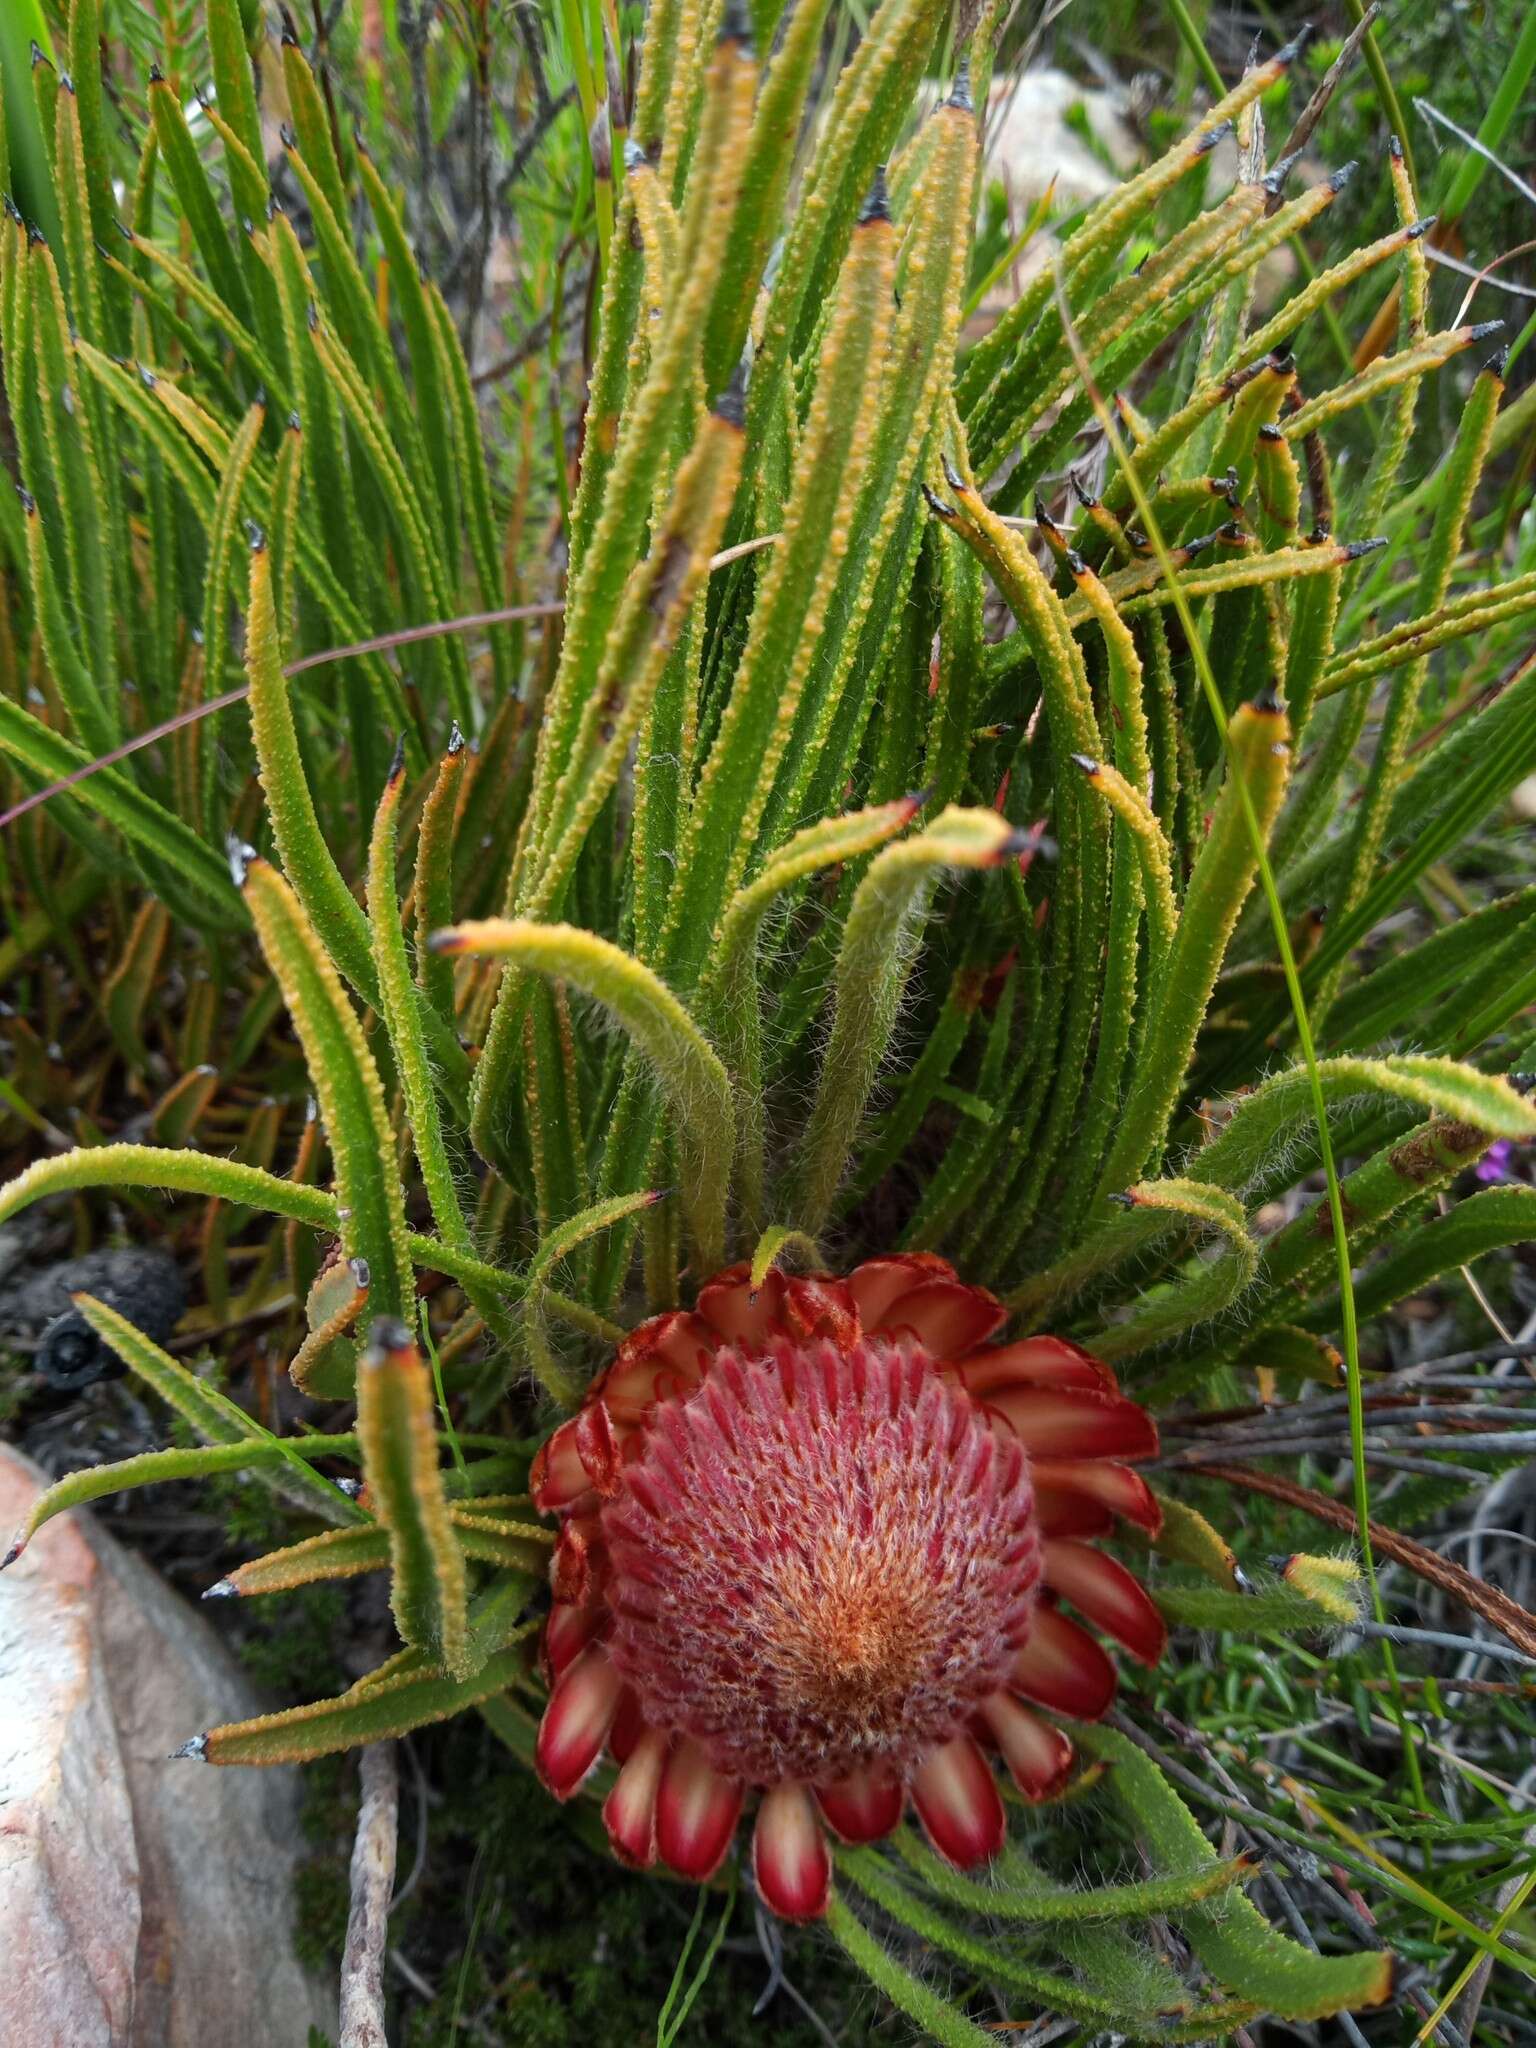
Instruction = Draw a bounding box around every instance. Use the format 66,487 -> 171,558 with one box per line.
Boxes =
340,1741 -> 401,2048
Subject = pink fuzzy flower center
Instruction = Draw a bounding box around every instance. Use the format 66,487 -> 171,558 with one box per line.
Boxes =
600,1336 -> 1043,1787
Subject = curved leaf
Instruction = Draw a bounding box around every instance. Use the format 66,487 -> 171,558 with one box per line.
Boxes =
790,807 -> 1019,1232
437,919 -> 733,1272
1077,1726 -> 1395,2022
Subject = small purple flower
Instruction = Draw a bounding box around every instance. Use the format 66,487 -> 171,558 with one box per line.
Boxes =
1475,1140 -> 1517,1185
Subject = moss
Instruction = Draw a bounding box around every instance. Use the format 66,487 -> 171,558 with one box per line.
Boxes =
293,1850 -> 353,1979
387,1718 -> 886,2046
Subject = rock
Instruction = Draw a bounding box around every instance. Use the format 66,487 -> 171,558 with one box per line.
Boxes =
956,69 -> 1142,346
983,68 -> 1142,216
0,1453 -> 138,2044
0,1445 -> 334,2047
2,1247 -> 187,1392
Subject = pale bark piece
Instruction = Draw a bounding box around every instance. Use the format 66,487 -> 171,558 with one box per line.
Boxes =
339,1742 -> 399,2048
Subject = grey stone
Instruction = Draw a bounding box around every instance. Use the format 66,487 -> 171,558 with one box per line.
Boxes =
0,1445 -> 335,2046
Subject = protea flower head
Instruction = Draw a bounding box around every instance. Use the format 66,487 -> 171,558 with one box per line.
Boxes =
530,1253 -> 1164,1920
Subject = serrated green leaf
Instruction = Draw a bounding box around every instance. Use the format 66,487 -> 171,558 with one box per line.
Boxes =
3,1437 -> 356,1563
238,850 -> 413,1329
197,1630 -> 536,1765
1078,1725 -> 1395,2021
75,1292 -> 357,1522
356,1319 -> 469,1679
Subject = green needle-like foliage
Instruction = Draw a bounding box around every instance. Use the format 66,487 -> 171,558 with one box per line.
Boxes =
3,0 -> 1536,2038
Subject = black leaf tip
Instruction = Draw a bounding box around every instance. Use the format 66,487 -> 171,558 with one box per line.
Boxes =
1070,752 -> 1102,776
903,785 -> 935,813
1468,317 -> 1506,343
1275,22 -> 1313,66
1267,347 -> 1295,374
1,1541 -> 22,1570
1262,148 -> 1302,196
717,0 -> 753,52
1196,119 -> 1233,156
1107,1190 -> 1138,1208
1257,421 -> 1283,442
367,1315 -> 416,1354
349,1257 -> 371,1287
138,363 -> 157,389
148,61 -> 164,83
280,123 -> 297,151
1484,342 -> 1510,379
1252,684 -> 1285,714
202,1578 -> 236,1600
305,300 -> 319,331
1068,467 -> 1099,508
226,835 -> 258,888
171,1734 -> 209,1761
59,71 -> 75,95
334,1476 -> 365,1498
713,358 -> 748,428
858,165 -> 891,226
1341,535 -> 1387,560
16,485 -> 36,515
941,453 -> 967,494
246,519 -> 266,553
1405,215 -> 1436,242
447,720 -> 466,756
387,731 -> 407,784
1066,549 -> 1089,577
945,57 -> 973,112
31,40 -> 51,67
623,137 -> 648,172
1181,531 -> 1220,560
921,481 -> 957,519
1388,132 -> 1403,161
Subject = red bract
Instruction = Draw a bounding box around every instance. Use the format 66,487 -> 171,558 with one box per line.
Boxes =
530,1253 -> 1164,1920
